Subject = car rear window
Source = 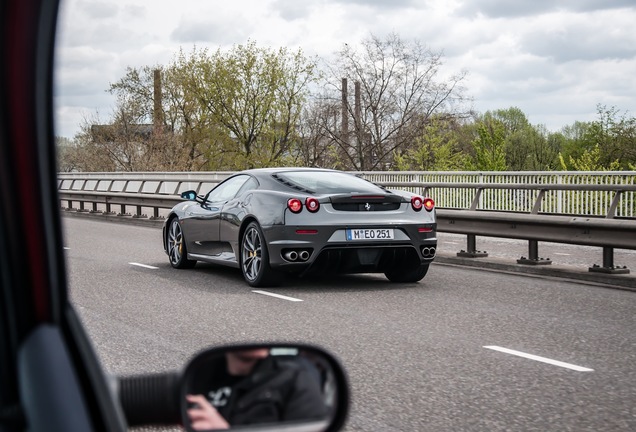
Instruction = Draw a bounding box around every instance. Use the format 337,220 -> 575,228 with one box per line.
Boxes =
274,171 -> 387,194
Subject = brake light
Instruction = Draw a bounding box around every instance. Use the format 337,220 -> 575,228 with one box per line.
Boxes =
288,198 -> 303,213
411,196 -> 423,211
305,197 -> 320,212
423,197 -> 435,212
296,229 -> 318,234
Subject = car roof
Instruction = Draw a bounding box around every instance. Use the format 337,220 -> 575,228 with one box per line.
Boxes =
242,167 -> 341,175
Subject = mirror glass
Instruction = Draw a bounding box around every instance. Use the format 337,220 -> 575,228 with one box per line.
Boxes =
181,190 -> 197,200
181,345 -> 345,431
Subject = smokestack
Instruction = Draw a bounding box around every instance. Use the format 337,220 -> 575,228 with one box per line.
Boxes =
153,69 -> 163,133
354,81 -> 362,167
341,78 -> 348,144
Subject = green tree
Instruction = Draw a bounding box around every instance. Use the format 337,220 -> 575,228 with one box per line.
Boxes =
488,107 -> 559,170
494,107 -> 530,170
63,42 -> 318,172
584,105 -> 636,169
471,114 -> 507,171
558,144 -> 621,171
556,106 -> 636,171
394,116 -> 471,171
189,41 -> 318,169
512,124 -> 561,170
558,120 -> 594,162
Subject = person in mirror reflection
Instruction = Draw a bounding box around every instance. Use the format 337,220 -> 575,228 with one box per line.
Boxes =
186,348 -> 329,430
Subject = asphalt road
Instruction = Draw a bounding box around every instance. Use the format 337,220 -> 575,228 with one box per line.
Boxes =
62,216 -> 636,431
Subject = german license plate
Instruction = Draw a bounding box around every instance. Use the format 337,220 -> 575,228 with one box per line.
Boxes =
346,228 -> 394,241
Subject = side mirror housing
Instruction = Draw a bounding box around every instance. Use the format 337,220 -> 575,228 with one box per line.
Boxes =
118,343 -> 350,432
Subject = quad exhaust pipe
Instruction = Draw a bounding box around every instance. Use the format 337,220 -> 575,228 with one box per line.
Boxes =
284,250 -> 299,261
421,246 -> 436,259
283,249 -> 311,262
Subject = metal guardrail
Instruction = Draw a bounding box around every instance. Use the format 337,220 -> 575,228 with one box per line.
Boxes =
58,170 -> 636,217
58,172 -> 636,276
361,170 -> 636,218
380,182 -> 636,218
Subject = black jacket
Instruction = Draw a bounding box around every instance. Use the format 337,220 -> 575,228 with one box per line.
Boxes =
189,355 -> 329,427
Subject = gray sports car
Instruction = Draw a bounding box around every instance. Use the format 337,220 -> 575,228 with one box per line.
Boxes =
163,168 -> 437,287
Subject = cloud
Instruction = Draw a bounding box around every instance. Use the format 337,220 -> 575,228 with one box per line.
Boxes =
456,0 -> 635,18
78,1 -> 118,19
336,0 -> 417,8
53,0 -> 636,138
519,11 -> 636,63
271,0 -> 317,20
122,5 -> 146,19
171,19 -> 246,45
57,1 -> 152,50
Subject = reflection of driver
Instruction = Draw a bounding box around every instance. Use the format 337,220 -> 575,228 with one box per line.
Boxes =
187,349 -> 329,430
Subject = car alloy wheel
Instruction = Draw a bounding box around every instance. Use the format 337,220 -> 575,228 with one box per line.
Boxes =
167,218 -> 195,269
242,223 -> 263,282
241,222 -> 282,287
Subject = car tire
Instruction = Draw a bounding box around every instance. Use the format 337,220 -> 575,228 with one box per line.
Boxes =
167,218 -> 196,269
385,263 -> 429,283
241,221 -> 282,287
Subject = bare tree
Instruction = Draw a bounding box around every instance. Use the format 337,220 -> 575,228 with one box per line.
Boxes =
293,99 -> 342,168
320,33 -> 470,170
57,112 -> 119,172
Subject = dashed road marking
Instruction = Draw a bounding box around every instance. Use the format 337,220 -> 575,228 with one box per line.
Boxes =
484,346 -> 593,372
129,262 -> 159,270
252,290 -> 303,302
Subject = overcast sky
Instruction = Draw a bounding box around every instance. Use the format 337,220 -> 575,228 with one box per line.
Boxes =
54,0 -> 636,139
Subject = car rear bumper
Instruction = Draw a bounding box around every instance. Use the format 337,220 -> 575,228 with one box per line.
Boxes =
263,224 -> 437,274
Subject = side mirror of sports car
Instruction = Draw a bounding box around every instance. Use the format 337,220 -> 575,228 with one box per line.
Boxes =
181,190 -> 198,201
117,343 -> 349,432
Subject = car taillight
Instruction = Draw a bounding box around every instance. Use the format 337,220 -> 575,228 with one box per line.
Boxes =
423,197 -> 435,212
411,196 -> 423,211
305,197 -> 320,212
288,198 -> 303,213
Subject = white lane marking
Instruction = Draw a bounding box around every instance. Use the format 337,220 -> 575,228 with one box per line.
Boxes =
63,247 -> 70,250
252,290 -> 303,302
553,252 -> 571,256
129,262 -> 159,270
444,241 -> 458,245
484,346 -> 594,372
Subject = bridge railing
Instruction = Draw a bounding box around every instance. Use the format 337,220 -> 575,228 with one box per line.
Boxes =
358,171 -> 636,217
58,170 -> 636,217
57,171 -> 636,278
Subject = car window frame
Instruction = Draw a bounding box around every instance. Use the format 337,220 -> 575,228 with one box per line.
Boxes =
1,1 -> 129,430
235,175 -> 259,196
204,174 -> 251,204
